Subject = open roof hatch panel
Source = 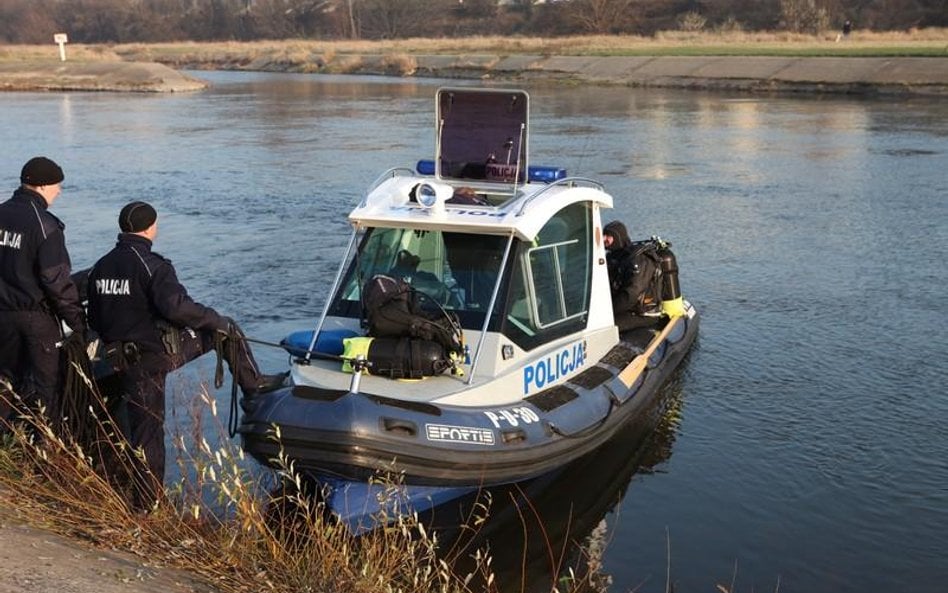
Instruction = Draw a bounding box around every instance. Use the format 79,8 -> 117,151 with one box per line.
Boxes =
436,88 -> 529,184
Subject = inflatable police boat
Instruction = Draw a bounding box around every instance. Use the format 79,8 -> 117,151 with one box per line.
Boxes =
239,88 -> 698,505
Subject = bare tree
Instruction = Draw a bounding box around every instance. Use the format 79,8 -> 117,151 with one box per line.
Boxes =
355,0 -> 441,39
0,0 -> 944,44
345,0 -> 360,38
0,0 -> 59,43
55,0 -> 139,42
238,0 -> 299,39
694,0 -> 781,31
857,0 -> 947,29
563,0 -> 636,34
779,0 -> 830,33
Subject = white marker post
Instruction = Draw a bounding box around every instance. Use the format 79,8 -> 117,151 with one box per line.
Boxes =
53,33 -> 68,61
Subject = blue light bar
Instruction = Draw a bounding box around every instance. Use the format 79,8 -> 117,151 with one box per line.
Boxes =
416,159 -> 435,175
528,165 -> 568,183
415,160 -> 566,183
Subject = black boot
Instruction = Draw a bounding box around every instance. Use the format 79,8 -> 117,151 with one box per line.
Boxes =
243,371 -> 288,397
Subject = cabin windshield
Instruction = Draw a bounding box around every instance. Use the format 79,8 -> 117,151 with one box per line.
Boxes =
328,227 -> 509,330
329,202 -> 592,351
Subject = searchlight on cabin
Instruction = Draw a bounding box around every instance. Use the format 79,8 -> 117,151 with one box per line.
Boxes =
415,181 -> 452,213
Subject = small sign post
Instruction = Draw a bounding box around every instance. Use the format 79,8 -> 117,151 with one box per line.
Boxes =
53,33 -> 68,61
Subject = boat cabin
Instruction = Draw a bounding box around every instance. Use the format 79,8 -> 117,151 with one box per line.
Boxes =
298,88 -> 619,406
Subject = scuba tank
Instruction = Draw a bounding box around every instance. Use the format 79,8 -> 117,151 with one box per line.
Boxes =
656,242 -> 686,318
367,337 -> 452,379
343,336 -> 453,379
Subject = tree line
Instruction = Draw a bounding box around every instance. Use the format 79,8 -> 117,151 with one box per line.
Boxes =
1,0 -> 944,44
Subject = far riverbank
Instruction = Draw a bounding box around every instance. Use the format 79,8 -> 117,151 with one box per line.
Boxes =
4,53 -> 946,95
111,33 -> 948,96
2,32 -> 947,95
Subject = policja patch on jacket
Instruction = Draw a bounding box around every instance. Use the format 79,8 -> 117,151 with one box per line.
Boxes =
94,278 -> 131,295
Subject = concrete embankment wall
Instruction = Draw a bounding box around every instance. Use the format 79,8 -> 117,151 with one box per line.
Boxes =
2,54 -> 946,95
363,54 -> 948,95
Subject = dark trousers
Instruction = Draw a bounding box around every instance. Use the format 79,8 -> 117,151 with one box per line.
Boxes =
116,327 -> 261,507
0,310 -> 62,425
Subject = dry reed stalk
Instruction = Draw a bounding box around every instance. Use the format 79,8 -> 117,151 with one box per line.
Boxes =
0,382 -> 495,593
0,368 -> 619,593
380,54 -> 418,76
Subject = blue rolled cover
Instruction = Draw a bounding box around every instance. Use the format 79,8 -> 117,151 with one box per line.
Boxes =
281,329 -> 359,357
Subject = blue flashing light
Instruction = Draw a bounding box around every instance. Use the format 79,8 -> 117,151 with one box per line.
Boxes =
528,165 -> 567,183
416,159 -> 436,175
415,160 -> 566,183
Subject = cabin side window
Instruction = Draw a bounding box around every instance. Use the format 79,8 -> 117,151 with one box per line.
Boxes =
502,202 -> 592,350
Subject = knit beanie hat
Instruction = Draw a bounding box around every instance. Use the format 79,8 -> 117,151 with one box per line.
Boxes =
119,201 -> 158,233
20,157 -> 64,186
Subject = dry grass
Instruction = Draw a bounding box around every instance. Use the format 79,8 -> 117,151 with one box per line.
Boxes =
0,369 -> 616,593
110,29 -> 947,64
111,28 -> 947,55
380,54 -> 419,77
1,28 -> 945,69
0,382 -> 495,593
0,44 -> 123,62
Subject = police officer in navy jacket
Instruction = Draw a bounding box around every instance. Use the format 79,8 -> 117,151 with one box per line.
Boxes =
0,156 -> 86,425
87,201 -> 283,505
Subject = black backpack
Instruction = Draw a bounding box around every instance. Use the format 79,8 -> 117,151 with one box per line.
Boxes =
362,274 -> 462,355
611,240 -> 663,315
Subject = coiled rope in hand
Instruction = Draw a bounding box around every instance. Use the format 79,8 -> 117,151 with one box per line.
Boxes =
213,322 -> 243,438
60,337 -> 106,450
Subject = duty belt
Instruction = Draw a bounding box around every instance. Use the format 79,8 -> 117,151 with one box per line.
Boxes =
156,321 -> 182,356
102,341 -> 141,372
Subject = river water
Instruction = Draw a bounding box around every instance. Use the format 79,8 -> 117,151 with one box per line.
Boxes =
2,72 -> 946,593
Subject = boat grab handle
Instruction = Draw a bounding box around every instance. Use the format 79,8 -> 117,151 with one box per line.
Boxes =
514,177 -> 604,217
359,167 -> 416,207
